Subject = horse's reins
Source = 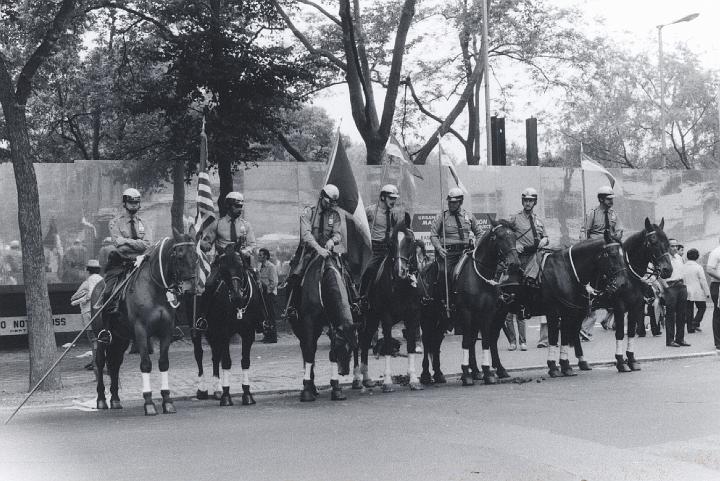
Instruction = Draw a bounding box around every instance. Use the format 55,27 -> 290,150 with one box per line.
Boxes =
625,229 -> 672,281
472,224 -> 515,284
147,237 -> 195,308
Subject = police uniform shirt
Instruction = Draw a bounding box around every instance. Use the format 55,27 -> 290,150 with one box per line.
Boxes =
301,205 -> 342,250
366,203 -> 401,243
203,215 -> 257,252
585,206 -> 623,239
508,210 -> 546,249
108,212 -> 151,257
430,208 -> 483,248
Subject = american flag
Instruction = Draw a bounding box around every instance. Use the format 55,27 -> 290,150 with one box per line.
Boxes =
194,118 -> 215,294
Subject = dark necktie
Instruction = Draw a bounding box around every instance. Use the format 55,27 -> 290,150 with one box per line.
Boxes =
230,218 -> 237,243
317,209 -> 325,243
129,218 -> 138,239
453,212 -> 464,241
604,210 -> 611,233
384,209 -> 391,244
529,213 -> 538,241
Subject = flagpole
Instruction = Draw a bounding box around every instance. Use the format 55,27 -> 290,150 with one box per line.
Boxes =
580,142 -> 588,240
438,135 -> 451,320
369,158 -> 391,241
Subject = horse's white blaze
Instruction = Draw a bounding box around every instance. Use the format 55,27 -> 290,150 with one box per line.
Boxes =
160,371 -> 169,390
482,349 -> 491,367
462,348 -> 470,365
559,345 -> 569,360
303,362 -> 313,381
197,374 -> 206,392
242,369 -> 250,386
615,339 -> 624,356
383,355 -> 392,385
627,336 -> 635,353
221,369 -> 231,388
142,373 -> 151,393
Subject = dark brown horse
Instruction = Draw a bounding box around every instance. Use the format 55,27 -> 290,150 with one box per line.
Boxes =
573,218 -> 672,372
192,244 -> 265,406
539,231 -> 631,377
291,253 -> 358,402
353,213 -> 426,392
90,229 -> 196,415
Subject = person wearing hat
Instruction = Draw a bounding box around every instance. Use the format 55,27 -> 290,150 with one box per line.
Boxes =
662,238 -> 690,347
61,238 -> 88,283
71,260 -> 104,370
359,184 -> 403,300
98,237 -> 114,273
585,185 -> 623,240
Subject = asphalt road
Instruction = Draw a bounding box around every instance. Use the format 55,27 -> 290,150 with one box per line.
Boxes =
2,356 -> 719,481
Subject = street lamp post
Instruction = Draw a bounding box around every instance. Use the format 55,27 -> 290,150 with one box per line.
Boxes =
657,13 -> 699,168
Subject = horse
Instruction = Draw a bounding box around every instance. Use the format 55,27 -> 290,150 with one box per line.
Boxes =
352,213 -> 427,392
539,231 -> 631,377
452,220 -> 521,386
291,252 -> 358,402
191,244 -> 265,406
90,229 -> 197,415
574,218 -> 672,372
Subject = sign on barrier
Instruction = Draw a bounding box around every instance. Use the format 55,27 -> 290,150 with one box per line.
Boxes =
412,213 -> 496,252
0,284 -> 83,336
0,314 -> 84,336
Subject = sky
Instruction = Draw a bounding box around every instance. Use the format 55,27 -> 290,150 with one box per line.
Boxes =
312,0 -> 720,163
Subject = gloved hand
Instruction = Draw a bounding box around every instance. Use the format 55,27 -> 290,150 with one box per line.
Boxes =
325,239 -> 334,251
436,246 -> 447,259
134,255 -> 145,267
316,247 -> 330,258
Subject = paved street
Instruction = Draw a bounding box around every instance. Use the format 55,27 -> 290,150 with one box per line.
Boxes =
2,355 -> 719,481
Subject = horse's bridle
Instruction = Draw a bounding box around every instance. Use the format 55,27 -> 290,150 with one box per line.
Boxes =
626,229 -> 671,280
473,224 -> 517,284
215,252 -> 253,319
569,241 -> 627,292
149,238 -> 195,306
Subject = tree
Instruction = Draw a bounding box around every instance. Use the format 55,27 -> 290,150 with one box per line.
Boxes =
0,0 -> 86,390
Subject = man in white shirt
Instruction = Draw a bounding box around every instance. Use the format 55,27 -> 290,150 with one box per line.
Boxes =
663,239 -> 689,347
705,237 -> 720,351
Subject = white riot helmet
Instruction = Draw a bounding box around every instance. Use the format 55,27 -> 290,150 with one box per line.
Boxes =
447,187 -> 464,203
321,184 -> 340,202
597,185 -> 615,199
521,187 -> 538,201
122,188 -> 141,203
380,184 -> 399,199
225,191 -> 244,207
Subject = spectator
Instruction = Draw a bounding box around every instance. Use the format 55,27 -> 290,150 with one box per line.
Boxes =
684,248 -> 710,334
503,312 -> 526,351
413,240 -> 430,272
663,239 -> 689,347
257,247 -> 278,343
70,260 -> 103,370
706,238 -> 720,353
62,238 -> 88,282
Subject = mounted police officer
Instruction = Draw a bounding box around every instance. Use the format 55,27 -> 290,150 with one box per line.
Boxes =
359,184 -> 402,302
586,185 -> 623,240
430,187 -> 483,315
99,188 -> 152,342
284,184 -> 342,320
196,191 -> 260,329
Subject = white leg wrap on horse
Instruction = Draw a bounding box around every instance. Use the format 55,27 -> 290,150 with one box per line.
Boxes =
213,375 -> 221,392
142,373 -> 151,393
242,369 -> 250,385
361,362 -> 370,380
303,362 -> 313,381
627,337 -> 635,353
353,365 -> 362,381
482,349 -> 491,367
615,340 -> 624,356
160,371 -> 169,391
577,355 -> 585,362
330,362 -> 339,381
221,369 -> 231,388
559,345 -> 569,361
548,345 -> 558,361
462,349 -> 470,365
408,353 -> 417,381
384,356 -> 392,384
197,374 -> 206,392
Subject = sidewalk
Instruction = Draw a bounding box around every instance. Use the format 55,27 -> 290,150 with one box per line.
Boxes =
1,317 -> 717,410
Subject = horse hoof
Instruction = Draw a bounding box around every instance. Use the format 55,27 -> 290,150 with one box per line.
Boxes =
144,402 -> 158,416
220,394 -> 234,407
110,399 -> 123,409
628,362 -> 641,372
242,393 -> 256,405
419,372 -> 432,385
461,375 -> 474,386
213,390 -> 223,400
331,389 -> 347,401
381,383 -> 395,393
578,361 -> 592,371
615,355 -> 631,373
471,369 -> 483,381
559,360 -> 576,377
496,367 -> 511,379
97,399 -> 108,410
162,401 -> 176,414
300,389 -> 316,402
433,372 -> 447,384
548,369 -> 560,378
483,373 -> 498,385
196,390 -> 209,400
409,382 -> 424,391
362,379 -> 375,389
351,379 -> 363,389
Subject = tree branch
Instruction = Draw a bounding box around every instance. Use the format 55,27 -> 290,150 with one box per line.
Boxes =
405,77 -> 466,145
276,130 -> 309,162
296,0 -> 341,26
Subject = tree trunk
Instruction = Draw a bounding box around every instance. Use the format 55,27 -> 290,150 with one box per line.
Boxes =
91,108 -> 101,160
6,104 -> 61,390
366,137 -> 385,165
171,157 -> 185,233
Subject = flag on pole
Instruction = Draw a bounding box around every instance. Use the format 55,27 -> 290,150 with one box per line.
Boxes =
581,153 -> 616,188
194,118 -> 215,294
324,135 -> 372,280
437,141 -> 468,195
385,133 -> 423,180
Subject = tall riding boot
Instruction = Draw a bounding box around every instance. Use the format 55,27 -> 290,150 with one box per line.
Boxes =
626,351 -> 641,371
615,354 -> 631,373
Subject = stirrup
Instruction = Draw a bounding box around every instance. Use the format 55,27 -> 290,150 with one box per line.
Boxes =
97,329 -> 112,345
194,317 -> 208,332
282,307 -> 298,323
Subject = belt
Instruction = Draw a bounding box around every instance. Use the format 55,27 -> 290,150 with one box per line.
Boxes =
446,244 -> 466,252
666,280 -> 684,287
